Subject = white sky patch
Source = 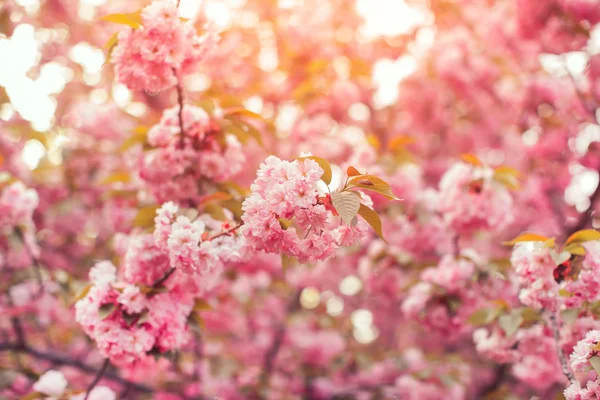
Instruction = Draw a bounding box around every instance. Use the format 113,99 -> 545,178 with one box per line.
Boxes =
372,56 -> 418,108
0,24 -> 72,131
356,0 -> 426,38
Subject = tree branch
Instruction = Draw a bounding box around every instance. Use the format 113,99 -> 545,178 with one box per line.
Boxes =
84,358 -> 110,400
174,69 -> 186,148
151,267 -> 176,288
259,289 -> 302,394
548,311 -> 575,384
478,364 -> 508,397
0,343 -> 153,393
14,227 -> 44,297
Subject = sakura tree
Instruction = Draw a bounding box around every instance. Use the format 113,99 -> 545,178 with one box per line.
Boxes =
1,0 -> 600,399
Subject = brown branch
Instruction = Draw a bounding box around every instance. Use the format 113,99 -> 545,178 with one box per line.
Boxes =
0,342 -> 153,393
151,267 -> 176,288
259,289 -> 302,394
478,364 -> 508,397
84,358 -> 110,400
11,317 -> 25,346
548,311 -> 575,384
14,227 -> 44,297
174,69 -> 186,148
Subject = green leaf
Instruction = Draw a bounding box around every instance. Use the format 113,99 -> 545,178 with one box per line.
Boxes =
331,191 -> 361,225
494,168 -> 520,190
132,205 -> 160,228
558,288 -> 573,297
298,156 -> 332,185
590,356 -> 600,375
225,107 -> 263,120
502,233 -> 552,246
278,218 -> 293,230
223,120 -> 251,145
520,307 -> 540,323
194,299 -> 212,311
199,192 -> 232,206
104,32 -> 119,66
99,12 -> 142,29
460,153 -> 483,166
235,119 -> 264,147
72,284 -> 92,304
498,311 -> 523,337
122,312 -> 139,327
100,171 -> 130,185
197,99 -> 216,115
19,392 -> 45,400
347,175 -> 399,200
357,203 -> 385,241
566,229 -> 600,245
561,309 -> 579,324
565,243 -> 587,256
203,203 -> 227,221
282,254 -> 296,272
467,307 -> 502,326
388,135 -> 415,152
98,303 -> 116,320
120,127 -> 148,152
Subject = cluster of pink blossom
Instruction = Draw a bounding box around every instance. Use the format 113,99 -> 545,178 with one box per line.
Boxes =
0,181 -> 38,229
0,182 -> 40,270
570,329 -> 600,374
473,327 -> 519,363
510,242 -> 560,310
511,240 -> 600,311
75,261 -> 194,366
565,330 -> 600,399
153,201 -> 243,276
241,155 -> 369,264
512,325 -> 565,391
438,162 -> 514,235
110,1 -> 219,93
562,242 -> 600,308
401,255 -> 480,338
565,379 -> 600,400
137,105 -> 245,203
288,327 -> 346,367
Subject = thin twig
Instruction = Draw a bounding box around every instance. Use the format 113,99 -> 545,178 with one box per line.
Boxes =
452,234 -> 460,257
14,227 -> 44,297
208,222 -> 244,241
151,267 -> 176,288
11,317 -> 25,346
548,311 -> 575,384
84,358 -> 110,400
